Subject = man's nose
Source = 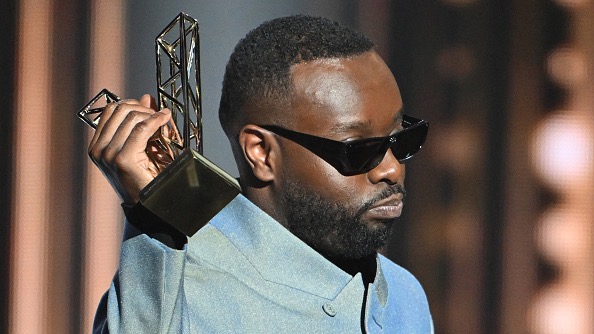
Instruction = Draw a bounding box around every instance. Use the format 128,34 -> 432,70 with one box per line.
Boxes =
366,148 -> 405,185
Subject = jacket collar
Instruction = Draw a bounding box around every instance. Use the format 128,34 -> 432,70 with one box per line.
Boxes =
197,194 -> 388,303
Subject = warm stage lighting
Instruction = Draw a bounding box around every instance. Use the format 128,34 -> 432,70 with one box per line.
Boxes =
547,48 -> 588,87
553,0 -> 592,9
536,206 -> 591,267
532,112 -> 594,193
530,284 -> 592,334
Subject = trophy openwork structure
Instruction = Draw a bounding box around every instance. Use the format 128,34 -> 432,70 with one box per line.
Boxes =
77,89 -> 120,129
77,13 -> 240,236
156,13 -> 202,156
78,13 -> 202,164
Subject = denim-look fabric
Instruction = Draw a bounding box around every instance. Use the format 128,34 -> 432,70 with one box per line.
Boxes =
94,195 -> 433,333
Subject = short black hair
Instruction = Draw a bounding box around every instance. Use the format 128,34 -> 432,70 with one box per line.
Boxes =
218,15 -> 374,138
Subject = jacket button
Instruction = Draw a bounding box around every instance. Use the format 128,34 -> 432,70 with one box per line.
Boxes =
322,303 -> 337,317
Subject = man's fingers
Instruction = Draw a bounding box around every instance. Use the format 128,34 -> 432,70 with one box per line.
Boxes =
89,99 -> 143,147
96,99 -> 141,131
139,94 -> 157,109
89,101 -> 119,148
100,110 -> 155,163
89,104 -> 156,159
100,102 -> 152,143
117,110 -> 172,162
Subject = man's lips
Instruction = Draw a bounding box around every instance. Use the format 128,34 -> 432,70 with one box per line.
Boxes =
364,194 -> 404,220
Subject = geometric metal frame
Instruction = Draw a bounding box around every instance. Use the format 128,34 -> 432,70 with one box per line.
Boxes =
77,88 -> 120,129
77,13 -> 202,165
156,12 -> 202,155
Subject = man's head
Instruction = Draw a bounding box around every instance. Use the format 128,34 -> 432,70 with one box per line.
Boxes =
219,16 -> 417,260
219,15 -> 374,140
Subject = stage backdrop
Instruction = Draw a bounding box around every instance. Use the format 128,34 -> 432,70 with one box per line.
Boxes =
5,0 -> 594,333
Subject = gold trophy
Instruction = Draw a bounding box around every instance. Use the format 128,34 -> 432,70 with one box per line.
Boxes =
78,13 -> 240,236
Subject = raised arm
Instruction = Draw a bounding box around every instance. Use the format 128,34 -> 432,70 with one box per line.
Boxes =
88,94 -> 189,333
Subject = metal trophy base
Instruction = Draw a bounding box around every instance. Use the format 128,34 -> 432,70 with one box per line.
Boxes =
139,149 -> 241,236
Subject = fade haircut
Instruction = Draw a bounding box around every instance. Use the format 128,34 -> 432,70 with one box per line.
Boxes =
218,15 -> 374,139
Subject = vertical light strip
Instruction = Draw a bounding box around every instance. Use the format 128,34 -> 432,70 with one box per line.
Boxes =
82,0 -> 125,331
9,0 -> 53,333
529,1 -> 594,332
572,2 -> 594,330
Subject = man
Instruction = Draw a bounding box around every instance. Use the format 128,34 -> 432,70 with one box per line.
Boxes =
90,15 -> 432,333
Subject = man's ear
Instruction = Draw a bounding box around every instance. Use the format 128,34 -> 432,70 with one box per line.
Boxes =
239,124 -> 278,182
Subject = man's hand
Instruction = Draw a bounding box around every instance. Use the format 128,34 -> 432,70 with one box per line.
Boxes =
88,94 -> 172,204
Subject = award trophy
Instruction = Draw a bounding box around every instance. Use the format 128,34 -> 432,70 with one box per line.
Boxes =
78,13 -> 241,236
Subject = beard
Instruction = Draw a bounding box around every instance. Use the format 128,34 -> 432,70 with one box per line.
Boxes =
280,180 -> 406,259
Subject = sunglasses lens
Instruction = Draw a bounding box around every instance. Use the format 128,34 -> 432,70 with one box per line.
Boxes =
343,121 -> 428,174
345,140 -> 385,172
391,123 -> 428,161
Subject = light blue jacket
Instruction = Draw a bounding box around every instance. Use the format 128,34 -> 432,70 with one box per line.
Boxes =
94,195 -> 433,333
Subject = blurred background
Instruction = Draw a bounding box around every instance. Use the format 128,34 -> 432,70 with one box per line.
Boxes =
2,0 -> 594,333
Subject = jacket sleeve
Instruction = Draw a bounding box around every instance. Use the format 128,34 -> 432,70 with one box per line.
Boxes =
92,220 -> 190,333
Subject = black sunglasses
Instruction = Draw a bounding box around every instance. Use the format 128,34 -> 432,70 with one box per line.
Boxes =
260,115 -> 429,175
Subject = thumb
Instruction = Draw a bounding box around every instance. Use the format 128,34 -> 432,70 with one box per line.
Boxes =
139,94 -> 158,110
